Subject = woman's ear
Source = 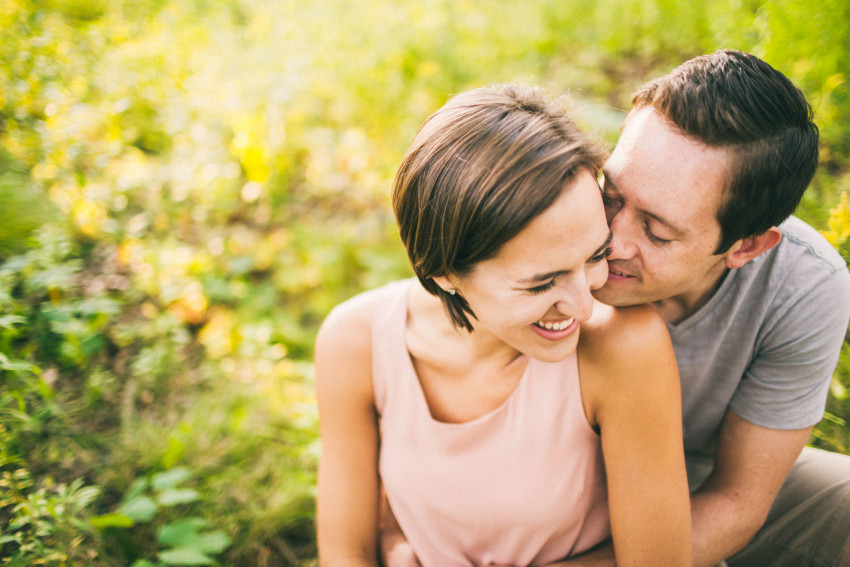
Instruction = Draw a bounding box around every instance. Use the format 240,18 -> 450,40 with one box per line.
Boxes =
724,227 -> 782,269
431,275 -> 456,294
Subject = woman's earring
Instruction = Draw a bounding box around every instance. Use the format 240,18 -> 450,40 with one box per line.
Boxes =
447,288 -> 457,295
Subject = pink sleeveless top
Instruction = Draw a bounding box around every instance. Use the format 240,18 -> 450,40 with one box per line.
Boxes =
372,279 -> 610,567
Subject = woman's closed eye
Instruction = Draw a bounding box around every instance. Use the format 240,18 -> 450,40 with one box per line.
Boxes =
589,247 -> 612,263
527,280 -> 556,295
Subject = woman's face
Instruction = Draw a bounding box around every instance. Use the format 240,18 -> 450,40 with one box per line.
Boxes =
447,169 -> 612,363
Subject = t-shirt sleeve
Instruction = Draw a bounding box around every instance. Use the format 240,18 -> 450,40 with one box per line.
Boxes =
729,265 -> 850,429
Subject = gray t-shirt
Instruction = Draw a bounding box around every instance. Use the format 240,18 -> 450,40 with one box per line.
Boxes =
669,216 -> 850,489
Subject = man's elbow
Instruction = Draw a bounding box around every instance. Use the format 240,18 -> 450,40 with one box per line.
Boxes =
719,490 -> 774,554
736,504 -> 771,549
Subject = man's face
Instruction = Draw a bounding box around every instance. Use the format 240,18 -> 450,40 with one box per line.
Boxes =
592,106 -> 733,314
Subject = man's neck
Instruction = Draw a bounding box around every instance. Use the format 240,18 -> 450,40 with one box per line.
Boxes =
653,262 -> 730,325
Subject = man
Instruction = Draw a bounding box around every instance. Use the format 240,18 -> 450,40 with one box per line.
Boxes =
588,49 -> 850,566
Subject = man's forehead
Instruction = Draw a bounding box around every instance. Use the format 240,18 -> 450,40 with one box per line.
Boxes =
606,108 -> 730,229
617,106 -> 730,158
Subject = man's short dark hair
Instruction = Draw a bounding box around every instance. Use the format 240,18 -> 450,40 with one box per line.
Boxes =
633,49 -> 819,253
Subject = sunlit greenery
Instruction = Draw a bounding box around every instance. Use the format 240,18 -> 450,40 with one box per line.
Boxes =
2,0 -> 849,564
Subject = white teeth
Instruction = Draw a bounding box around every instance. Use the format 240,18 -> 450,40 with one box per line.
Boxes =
536,317 -> 575,331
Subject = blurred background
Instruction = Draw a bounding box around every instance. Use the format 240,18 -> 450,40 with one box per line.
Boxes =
1,0 -> 849,564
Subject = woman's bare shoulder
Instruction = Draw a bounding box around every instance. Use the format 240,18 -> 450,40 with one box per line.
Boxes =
315,284 -> 394,378
320,286 -> 385,335
579,301 -> 680,427
580,300 -> 671,363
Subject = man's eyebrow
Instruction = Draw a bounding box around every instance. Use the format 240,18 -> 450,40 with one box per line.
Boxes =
516,231 -> 613,285
601,170 -> 686,237
644,208 -> 686,237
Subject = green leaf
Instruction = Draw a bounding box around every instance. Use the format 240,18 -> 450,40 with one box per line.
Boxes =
160,436 -> 186,470
187,531 -> 231,554
125,476 -> 151,501
67,481 -> 101,510
158,548 -> 215,565
90,512 -> 134,529
152,467 -> 191,491
131,560 -> 159,567
8,516 -> 31,531
0,359 -> 39,375
157,517 -> 207,546
119,495 -> 158,523
156,488 -> 200,507
157,519 -> 230,554
0,315 -> 25,329
823,411 -> 847,426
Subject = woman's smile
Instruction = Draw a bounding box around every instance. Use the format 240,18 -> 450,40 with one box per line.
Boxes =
531,316 -> 578,340
534,317 -> 576,331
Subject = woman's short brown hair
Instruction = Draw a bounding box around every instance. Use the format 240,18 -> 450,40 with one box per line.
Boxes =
393,84 -> 607,331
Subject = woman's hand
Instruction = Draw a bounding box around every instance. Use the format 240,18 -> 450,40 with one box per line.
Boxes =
380,536 -> 421,567
379,491 -> 421,567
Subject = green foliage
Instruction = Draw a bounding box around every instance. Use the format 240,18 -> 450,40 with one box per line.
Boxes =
821,192 -> 850,263
0,150 -> 56,257
1,0 -> 849,564
90,467 -> 232,566
813,194 -> 850,454
0,467 -> 100,565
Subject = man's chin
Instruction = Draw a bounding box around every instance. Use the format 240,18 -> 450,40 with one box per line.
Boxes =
592,285 -> 641,307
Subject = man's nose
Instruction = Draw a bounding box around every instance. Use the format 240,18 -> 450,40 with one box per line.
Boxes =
607,210 -> 638,261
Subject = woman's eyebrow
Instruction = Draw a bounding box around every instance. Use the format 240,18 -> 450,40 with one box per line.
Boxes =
516,231 -> 613,285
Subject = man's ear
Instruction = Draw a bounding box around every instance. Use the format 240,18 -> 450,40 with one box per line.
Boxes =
724,227 -> 782,269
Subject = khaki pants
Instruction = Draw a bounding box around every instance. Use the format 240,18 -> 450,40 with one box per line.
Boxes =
725,447 -> 850,567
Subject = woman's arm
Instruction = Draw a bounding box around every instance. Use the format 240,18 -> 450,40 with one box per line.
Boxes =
580,304 -> 692,567
315,295 -> 382,566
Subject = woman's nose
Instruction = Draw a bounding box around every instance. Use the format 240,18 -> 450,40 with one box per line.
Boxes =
555,275 -> 595,321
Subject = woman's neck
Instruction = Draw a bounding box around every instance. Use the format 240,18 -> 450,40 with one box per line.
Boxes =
406,283 -> 523,376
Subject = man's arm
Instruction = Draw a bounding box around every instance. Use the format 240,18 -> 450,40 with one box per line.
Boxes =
689,410 -> 812,567
686,230 -> 849,565
549,410 -> 811,567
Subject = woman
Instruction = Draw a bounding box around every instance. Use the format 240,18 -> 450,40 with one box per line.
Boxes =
315,85 -> 691,566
